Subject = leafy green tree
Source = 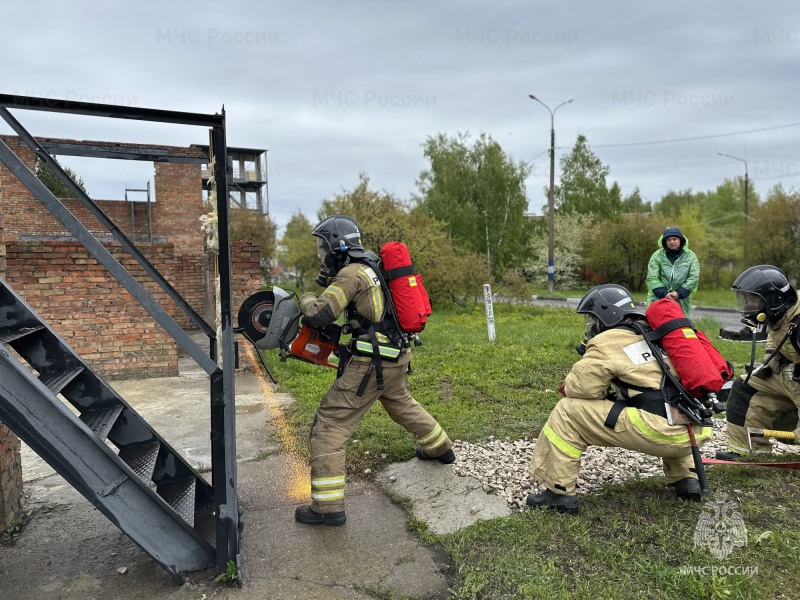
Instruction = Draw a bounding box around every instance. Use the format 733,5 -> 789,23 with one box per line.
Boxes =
318,174 -> 484,303
748,185 -> 800,279
582,214 -> 664,291
527,212 -> 593,289
279,212 -> 318,288
620,187 -> 651,213
653,189 -> 697,219
416,132 -> 533,276
702,177 -> 758,226
35,157 -> 87,197
553,134 -> 621,219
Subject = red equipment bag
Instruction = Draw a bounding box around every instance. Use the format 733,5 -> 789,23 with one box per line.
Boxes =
380,241 -> 432,333
645,298 -> 733,397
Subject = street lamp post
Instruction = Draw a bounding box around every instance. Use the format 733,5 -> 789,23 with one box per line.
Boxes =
529,94 -> 573,293
716,151 -> 749,262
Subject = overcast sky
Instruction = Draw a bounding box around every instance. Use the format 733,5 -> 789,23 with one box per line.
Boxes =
2,1 -> 798,234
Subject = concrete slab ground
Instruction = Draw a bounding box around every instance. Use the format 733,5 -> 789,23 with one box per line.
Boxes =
0,338 -> 505,599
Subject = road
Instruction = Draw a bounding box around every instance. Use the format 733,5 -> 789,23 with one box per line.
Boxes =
528,296 -> 745,333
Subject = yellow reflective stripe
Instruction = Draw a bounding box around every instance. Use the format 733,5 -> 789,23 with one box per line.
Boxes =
418,424 -> 443,445
354,340 -> 400,358
322,284 -> 348,313
311,475 -> 345,488
358,267 -> 385,317
728,442 -> 770,454
311,489 -> 345,501
311,474 -> 345,502
682,328 -> 697,339
626,408 -> 712,444
421,429 -> 447,451
542,422 -> 583,459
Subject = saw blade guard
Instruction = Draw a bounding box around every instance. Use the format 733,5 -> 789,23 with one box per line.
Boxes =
238,287 -> 301,350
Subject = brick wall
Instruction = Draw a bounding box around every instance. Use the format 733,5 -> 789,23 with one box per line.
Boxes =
5,241 -> 179,379
0,134 -> 262,375
0,135 -> 205,251
231,241 -> 263,313
153,162 -> 205,256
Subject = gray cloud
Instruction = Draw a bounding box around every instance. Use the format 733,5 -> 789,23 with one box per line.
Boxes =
2,1 -> 798,232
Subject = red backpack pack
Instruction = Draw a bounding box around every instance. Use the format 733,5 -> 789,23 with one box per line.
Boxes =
380,241 -> 432,334
645,298 -> 733,397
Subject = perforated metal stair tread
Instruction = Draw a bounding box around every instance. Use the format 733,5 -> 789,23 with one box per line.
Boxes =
39,366 -> 85,394
158,478 -> 197,527
80,405 -> 124,440
118,441 -> 160,483
0,326 -> 45,343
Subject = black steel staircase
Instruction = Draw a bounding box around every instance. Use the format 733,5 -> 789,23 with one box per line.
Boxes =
0,94 -> 241,583
0,278 -> 216,582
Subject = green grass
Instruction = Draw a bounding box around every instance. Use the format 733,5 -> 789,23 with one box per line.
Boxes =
262,302 -> 793,600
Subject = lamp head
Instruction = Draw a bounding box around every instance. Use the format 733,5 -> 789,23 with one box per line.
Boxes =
565,96 -> 574,103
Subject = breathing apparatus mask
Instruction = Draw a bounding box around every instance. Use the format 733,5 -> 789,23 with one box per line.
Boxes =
576,315 -> 601,355
315,237 -> 336,286
736,291 -> 768,326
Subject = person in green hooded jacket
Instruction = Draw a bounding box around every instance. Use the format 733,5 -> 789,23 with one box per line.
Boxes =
646,227 -> 700,317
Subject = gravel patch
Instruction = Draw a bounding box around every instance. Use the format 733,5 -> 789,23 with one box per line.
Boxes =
452,419 -> 794,511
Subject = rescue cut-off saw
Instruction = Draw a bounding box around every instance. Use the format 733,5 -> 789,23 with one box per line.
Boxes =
237,287 -> 342,376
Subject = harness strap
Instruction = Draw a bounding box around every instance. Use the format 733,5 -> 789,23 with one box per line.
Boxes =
369,326 -> 384,391
354,325 -> 386,397
604,401 -> 627,429
604,392 -> 669,428
606,379 -> 670,428
383,265 -> 415,281
646,318 -> 693,342
787,315 -> 800,357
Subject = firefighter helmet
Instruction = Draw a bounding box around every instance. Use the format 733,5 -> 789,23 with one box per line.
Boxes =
577,284 -> 644,332
312,215 -> 364,277
732,265 -> 797,324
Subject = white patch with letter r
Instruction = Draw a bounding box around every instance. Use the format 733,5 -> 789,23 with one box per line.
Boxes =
623,340 -> 657,365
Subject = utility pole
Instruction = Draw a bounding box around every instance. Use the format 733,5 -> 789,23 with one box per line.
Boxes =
529,94 -> 573,292
717,151 -> 749,264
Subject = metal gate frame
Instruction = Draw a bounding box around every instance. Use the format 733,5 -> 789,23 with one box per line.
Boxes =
0,93 -> 240,576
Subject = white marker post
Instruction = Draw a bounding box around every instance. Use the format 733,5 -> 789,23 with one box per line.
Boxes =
483,284 -> 496,342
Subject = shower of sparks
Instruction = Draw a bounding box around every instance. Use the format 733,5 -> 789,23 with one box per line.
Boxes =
246,344 -> 310,502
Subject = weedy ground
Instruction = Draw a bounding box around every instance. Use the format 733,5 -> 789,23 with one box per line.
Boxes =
262,302 -> 798,600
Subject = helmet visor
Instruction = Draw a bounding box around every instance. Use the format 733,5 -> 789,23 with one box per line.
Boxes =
584,314 -> 600,340
736,291 -> 766,317
316,237 -> 329,260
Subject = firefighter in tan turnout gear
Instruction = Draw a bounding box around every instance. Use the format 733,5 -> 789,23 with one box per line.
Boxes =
717,265 -> 800,459
527,284 -> 712,514
294,215 -> 455,526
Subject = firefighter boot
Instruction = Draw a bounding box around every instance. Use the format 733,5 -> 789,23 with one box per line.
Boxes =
674,477 -> 702,502
714,451 -> 742,462
294,505 -> 346,526
526,489 -> 579,514
416,446 -> 456,464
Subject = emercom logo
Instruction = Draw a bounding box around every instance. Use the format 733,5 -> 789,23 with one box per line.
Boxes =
694,493 -> 748,559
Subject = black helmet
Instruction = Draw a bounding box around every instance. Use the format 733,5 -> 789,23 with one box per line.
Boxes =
312,215 -> 364,254
312,215 -> 365,278
577,284 -> 644,332
732,265 -> 797,325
